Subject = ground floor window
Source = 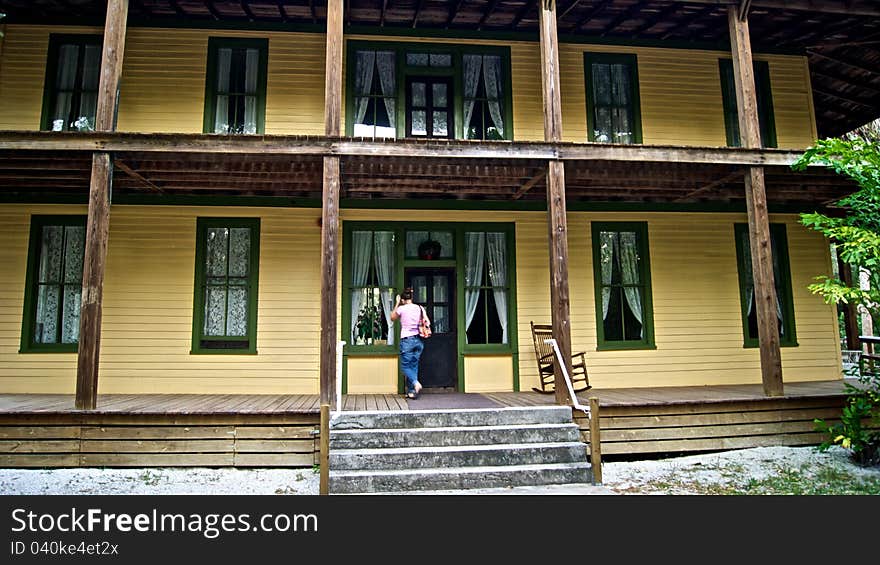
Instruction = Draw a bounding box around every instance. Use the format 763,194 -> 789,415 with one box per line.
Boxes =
591,222 -> 655,350
192,218 -> 260,353
464,232 -> 510,345
20,215 -> 87,352
734,223 -> 797,347
349,230 -> 397,346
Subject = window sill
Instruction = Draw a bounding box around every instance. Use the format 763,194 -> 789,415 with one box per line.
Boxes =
345,346 -> 398,356
190,349 -> 258,355
595,343 -> 657,352
742,342 -> 799,349
19,346 -> 78,354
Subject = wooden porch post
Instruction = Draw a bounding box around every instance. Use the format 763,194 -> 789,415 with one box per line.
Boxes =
539,0 -> 573,406
729,6 -> 783,397
320,0 -> 343,407
75,0 -> 128,410
837,247 -> 860,351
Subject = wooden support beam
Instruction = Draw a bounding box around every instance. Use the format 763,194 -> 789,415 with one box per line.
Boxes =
319,403 -> 330,494
589,397 -> 603,485
676,169 -> 742,201
412,0 -> 425,27
113,160 -> 163,193
540,1 -> 572,407
837,247 -> 861,351
320,157 -> 341,405
75,0 -> 128,411
730,6 -> 783,397
325,0 -> 343,137
380,0 -> 389,26
512,169 -> 547,199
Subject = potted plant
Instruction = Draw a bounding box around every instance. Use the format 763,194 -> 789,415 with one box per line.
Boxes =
355,304 -> 384,345
418,239 -> 442,260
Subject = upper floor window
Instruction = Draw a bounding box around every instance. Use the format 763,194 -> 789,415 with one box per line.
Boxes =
41,35 -> 102,132
346,42 -> 512,141
584,53 -> 642,144
734,223 -> 796,347
21,215 -> 86,352
719,59 -> 777,148
204,38 -> 268,135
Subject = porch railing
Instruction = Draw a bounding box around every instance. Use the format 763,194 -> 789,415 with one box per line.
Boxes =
335,340 -> 346,415
544,338 -> 591,417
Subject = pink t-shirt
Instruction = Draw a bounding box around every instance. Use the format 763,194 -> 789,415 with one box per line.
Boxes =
396,303 -> 423,339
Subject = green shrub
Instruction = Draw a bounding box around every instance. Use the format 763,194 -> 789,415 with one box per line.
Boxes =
815,370 -> 880,466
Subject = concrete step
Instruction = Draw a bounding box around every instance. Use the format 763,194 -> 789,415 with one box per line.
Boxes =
330,462 -> 593,494
330,405 -> 572,430
330,422 -> 581,449
330,441 -> 587,470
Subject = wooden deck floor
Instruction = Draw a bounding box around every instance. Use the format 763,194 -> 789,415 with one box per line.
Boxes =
0,379 -> 852,415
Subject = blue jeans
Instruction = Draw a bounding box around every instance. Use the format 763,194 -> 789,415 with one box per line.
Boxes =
399,336 -> 424,393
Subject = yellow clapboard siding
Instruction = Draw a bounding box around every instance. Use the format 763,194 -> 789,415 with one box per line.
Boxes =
0,206 -> 840,394
0,25 -> 817,146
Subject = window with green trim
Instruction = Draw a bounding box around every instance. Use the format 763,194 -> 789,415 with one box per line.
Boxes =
719,59 -> 777,148
192,218 -> 260,353
41,35 -> 102,132
734,223 -> 797,347
204,38 -> 268,134
464,231 -> 510,345
584,53 -> 642,144
348,230 -> 397,346
20,215 -> 86,352
591,222 -> 654,349
346,41 -> 513,141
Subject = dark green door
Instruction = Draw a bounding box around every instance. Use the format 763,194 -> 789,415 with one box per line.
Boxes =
406,268 -> 457,389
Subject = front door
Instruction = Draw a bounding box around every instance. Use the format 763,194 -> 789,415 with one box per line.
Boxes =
405,76 -> 453,139
406,268 -> 457,389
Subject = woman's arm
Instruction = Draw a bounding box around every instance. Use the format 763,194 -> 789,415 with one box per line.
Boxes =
390,295 -> 401,321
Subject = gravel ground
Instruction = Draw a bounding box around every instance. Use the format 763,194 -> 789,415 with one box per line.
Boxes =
1,446 -> 877,495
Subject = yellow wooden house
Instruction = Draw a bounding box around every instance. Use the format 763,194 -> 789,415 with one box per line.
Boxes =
0,0 -> 875,466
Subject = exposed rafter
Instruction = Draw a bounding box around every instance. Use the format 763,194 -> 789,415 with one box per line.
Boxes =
808,49 -> 880,78
677,0 -> 880,17
310,0 -> 317,24
240,1 -> 256,21
477,0 -> 501,30
168,0 -> 188,17
380,0 -> 389,26
512,169 -> 546,200
448,0 -> 467,28
661,5 -> 716,40
600,0 -> 647,37
813,87 -> 876,109
275,1 -> 289,22
571,0 -> 614,32
205,1 -> 222,20
510,0 -> 537,30
412,0 -> 425,28
630,3 -> 680,35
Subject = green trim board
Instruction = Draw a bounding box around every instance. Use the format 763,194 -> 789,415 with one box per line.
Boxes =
191,217 -> 261,354
733,223 -> 798,348
719,59 -> 778,148
345,40 -> 514,141
40,33 -> 103,132
584,52 -> 643,144
202,37 -> 269,135
19,214 -> 87,353
590,221 -> 656,351
341,220 -> 518,394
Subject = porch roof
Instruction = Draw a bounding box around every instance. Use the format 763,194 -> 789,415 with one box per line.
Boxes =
1,1 -> 879,138
0,132 -> 858,207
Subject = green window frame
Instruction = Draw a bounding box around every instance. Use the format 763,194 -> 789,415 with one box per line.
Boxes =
20,215 -> 87,353
191,218 -> 260,354
719,59 -> 777,148
591,221 -> 655,350
40,34 -> 103,132
344,41 -> 514,141
203,37 -> 269,135
584,52 -> 643,144
733,223 -> 797,348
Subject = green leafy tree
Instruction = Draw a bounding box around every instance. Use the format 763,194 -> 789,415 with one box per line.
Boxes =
793,137 -> 880,465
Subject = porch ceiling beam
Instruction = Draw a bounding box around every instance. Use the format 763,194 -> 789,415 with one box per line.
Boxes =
113,159 -> 164,193
510,0 -> 537,30
630,3 -> 680,35
477,0 -> 501,30
812,87 -> 877,110
381,0 -> 389,26
676,0 -> 880,17
168,0 -> 187,17
600,1 -> 646,37
675,169 -> 742,201
661,5 -> 717,40
807,50 -> 880,78
205,1 -> 222,20
0,133 -> 823,167
448,0 -> 467,27
276,2 -> 289,22
240,1 -> 256,21
512,168 -> 547,199
412,0 -> 425,27
572,0 -> 614,32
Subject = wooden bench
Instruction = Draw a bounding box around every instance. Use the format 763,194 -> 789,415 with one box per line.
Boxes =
860,336 -> 880,377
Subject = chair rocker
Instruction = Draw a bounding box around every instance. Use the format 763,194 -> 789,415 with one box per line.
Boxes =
530,322 -> 591,394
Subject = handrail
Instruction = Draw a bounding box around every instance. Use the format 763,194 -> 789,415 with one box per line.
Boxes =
334,340 -> 346,415
544,338 -> 590,417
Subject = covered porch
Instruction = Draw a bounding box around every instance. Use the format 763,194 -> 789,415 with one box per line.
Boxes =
0,378 -> 858,467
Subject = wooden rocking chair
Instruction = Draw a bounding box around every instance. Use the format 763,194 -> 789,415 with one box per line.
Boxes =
530,322 -> 591,394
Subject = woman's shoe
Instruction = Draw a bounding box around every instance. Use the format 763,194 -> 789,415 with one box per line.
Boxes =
406,392 -> 417,399
414,382 -> 423,395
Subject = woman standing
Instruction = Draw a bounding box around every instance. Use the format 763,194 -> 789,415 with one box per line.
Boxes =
391,288 -> 429,399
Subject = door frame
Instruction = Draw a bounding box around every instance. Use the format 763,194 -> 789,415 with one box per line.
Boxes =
404,266 -> 458,390
340,221 -> 519,395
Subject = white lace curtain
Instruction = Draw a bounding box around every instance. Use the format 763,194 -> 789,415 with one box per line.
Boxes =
354,50 -> 396,136
462,54 -> 504,138
464,232 -> 508,344
214,47 -> 259,134
350,231 -> 396,345
600,231 -> 644,338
